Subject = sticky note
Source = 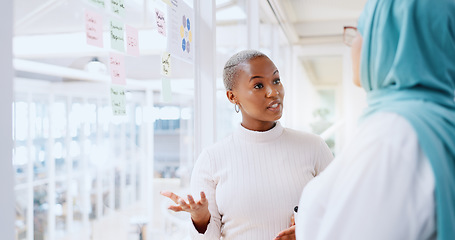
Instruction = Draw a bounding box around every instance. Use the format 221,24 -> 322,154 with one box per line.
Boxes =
126,25 -> 140,56
111,0 -> 125,17
161,78 -> 172,102
110,19 -> 125,52
155,8 -> 166,37
166,0 -> 194,63
110,85 -> 127,115
88,0 -> 105,8
161,0 -> 171,6
85,9 -> 104,48
161,52 -> 171,77
109,52 -> 126,85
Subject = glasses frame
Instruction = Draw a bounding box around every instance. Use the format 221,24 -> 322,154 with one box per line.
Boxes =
343,26 -> 358,47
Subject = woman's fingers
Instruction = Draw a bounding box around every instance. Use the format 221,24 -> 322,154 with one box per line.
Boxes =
188,195 -> 196,205
161,191 -> 191,212
161,191 -> 208,213
178,198 -> 190,209
200,191 -> 207,205
168,205 -> 183,212
274,226 -> 296,240
160,191 -> 182,205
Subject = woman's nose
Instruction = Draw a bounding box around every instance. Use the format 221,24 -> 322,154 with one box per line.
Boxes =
266,87 -> 279,97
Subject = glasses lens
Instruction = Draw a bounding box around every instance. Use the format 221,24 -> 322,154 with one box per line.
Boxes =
344,28 -> 357,46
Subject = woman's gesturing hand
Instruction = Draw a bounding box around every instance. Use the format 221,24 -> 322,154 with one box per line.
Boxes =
160,191 -> 211,233
274,225 -> 296,240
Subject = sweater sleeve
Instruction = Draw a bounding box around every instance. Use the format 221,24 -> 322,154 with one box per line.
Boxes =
189,149 -> 222,239
314,137 -> 334,176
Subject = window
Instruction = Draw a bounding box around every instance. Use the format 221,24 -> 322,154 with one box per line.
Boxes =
13,0 -> 195,239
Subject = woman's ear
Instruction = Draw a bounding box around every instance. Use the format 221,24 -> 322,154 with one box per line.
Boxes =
226,90 -> 236,104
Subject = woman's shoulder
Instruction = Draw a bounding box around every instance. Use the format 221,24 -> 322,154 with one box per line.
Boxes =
200,134 -> 235,155
358,111 -> 417,142
346,111 -> 422,165
282,127 -> 325,145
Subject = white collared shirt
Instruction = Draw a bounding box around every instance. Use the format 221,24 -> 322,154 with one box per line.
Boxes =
296,112 -> 436,240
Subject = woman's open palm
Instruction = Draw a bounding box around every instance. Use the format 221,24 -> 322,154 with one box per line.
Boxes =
160,190 -> 211,230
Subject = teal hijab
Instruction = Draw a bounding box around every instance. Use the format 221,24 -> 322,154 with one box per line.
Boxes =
357,0 -> 455,239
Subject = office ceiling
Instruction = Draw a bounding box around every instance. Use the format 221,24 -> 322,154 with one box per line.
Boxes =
263,0 -> 367,85
264,0 -> 367,44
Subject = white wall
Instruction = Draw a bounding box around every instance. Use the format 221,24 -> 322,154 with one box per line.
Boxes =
0,0 -> 15,239
286,45 -> 319,132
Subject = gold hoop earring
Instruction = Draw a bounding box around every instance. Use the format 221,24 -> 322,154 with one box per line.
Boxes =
234,103 -> 240,113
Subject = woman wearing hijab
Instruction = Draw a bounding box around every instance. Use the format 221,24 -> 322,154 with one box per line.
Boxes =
161,50 -> 333,239
294,0 -> 455,239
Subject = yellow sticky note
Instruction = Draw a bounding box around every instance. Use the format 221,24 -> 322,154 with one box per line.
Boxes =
180,25 -> 184,38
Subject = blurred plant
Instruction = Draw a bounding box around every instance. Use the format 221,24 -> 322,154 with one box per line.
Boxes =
310,108 -> 335,154
310,108 -> 332,134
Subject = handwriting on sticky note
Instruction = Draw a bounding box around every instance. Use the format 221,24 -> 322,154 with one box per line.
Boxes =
161,52 -> 171,77
109,53 -> 126,85
110,19 -> 125,52
85,10 -> 104,47
155,9 -> 166,36
126,25 -> 139,56
88,0 -> 105,8
110,85 -> 127,115
111,0 -> 125,16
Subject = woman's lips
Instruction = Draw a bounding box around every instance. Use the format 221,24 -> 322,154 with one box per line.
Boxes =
267,102 -> 281,112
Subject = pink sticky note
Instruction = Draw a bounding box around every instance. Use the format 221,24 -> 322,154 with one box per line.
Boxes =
155,8 -> 166,37
85,9 -> 104,48
126,25 -> 140,56
109,53 -> 126,85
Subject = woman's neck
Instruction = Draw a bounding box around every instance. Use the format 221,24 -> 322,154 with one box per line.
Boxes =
240,121 -> 276,132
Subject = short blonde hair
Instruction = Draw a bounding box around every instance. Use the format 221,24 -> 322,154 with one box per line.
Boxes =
223,50 -> 267,90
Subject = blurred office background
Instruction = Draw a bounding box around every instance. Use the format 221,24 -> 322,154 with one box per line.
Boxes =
3,0 -> 367,239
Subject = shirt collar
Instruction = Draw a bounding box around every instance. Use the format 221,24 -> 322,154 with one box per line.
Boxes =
234,121 -> 284,143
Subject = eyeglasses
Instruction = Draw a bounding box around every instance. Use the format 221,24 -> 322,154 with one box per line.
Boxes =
343,26 -> 358,47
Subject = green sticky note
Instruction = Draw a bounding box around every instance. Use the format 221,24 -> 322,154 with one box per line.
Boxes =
88,0 -> 105,8
111,0 -> 125,17
110,19 -> 125,52
161,78 -> 172,102
110,85 -> 127,115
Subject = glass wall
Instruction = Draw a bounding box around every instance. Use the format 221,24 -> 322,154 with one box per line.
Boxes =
13,0 -> 195,239
215,0 -> 248,140
12,0 -> 300,239
215,0 -> 291,140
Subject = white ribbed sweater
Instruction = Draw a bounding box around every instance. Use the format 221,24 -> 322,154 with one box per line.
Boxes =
189,122 -> 333,239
